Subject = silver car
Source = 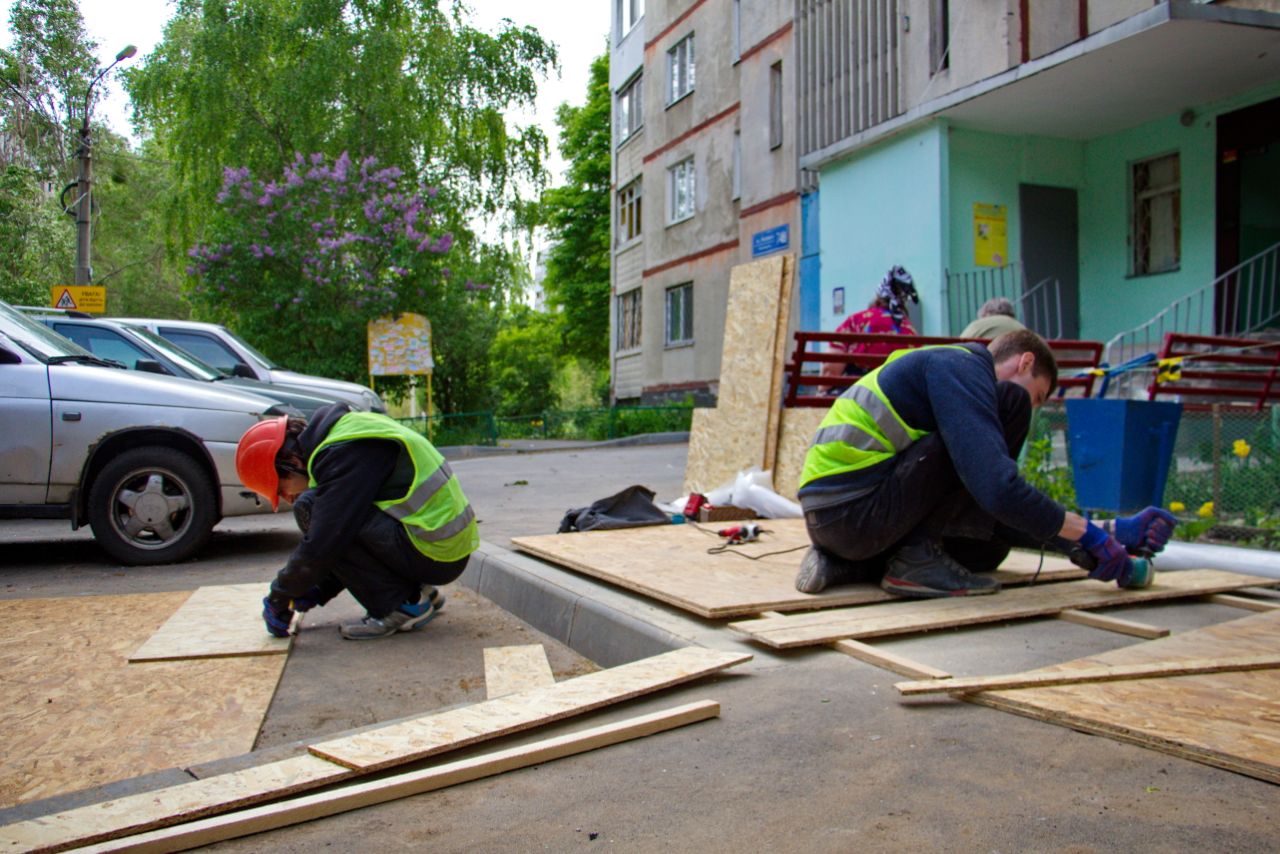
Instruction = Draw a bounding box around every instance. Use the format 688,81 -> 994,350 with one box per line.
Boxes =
114,316 -> 386,412
0,300 -> 287,565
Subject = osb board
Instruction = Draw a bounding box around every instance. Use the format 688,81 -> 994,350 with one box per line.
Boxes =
512,518 -> 1084,619
0,593 -> 288,810
684,407 -> 762,497
129,583 -> 291,662
0,754 -> 351,853
763,255 -> 796,474
971,610 -> 1280,784
484,644 -> 556,699
730,569 -> 1275,648
309,647 -> 752,772
773,407 -> 825,502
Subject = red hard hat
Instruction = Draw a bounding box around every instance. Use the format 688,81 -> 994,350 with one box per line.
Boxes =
235,416 -> 289,510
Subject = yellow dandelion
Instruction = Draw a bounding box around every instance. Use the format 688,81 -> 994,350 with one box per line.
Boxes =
1198,501 -> 1215,519
1169,501 -> 1186,513
1233,439 -> 1251,458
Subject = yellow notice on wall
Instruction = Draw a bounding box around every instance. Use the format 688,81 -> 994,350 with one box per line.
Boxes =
50,285 -> 106,314
973,203 -> 1008,268
367,313 -> 434,377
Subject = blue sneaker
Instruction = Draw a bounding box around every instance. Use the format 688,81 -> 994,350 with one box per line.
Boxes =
340,586 -> 444,640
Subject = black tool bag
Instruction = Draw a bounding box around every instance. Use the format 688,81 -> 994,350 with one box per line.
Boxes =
557,485 -> 672,533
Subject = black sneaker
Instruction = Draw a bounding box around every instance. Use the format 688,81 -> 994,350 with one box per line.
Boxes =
795,546 -> 848,594
881,540 -> 1002,599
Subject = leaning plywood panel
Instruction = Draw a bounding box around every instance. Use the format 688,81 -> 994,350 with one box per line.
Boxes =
684,407 -> 762,497
309,647 -> 751,771
512,518 -> 1083,619
763,255 -> 796,475
129,584 -> 290,662
972,610 -> 1280,784
729,569 -> 1275,647
0,593 -> 287,810
772,407 -> 825,502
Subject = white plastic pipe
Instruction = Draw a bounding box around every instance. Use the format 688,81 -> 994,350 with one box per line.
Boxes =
1153,541 -> 1280,580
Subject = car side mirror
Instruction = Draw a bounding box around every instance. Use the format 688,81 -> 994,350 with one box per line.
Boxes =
135,359 -> 171,375
231,363 -> 256,379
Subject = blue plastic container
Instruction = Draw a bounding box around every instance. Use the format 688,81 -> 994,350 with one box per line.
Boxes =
1064,399 -> 1183,513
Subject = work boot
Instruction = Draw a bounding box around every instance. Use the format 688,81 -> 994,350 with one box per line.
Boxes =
340,586 -> 444,640
795,546 -> 851,594
880,540 -> 1002,599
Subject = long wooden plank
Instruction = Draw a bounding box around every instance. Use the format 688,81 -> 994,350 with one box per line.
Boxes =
763,254 -> 795,476
729,569 -> 1272,648
1203,593 -> 1280,612
831,639 -> 953,680
895,654 -> 1280,696
129,584 -> 290,662
512,518 -> 1084,619
308,647 -> 751,772
971,610 -> 1280,784
0,754 -> 353,854
1057,608 -> 1169,639
74,702 -> 720,854
483,644 -> 556,699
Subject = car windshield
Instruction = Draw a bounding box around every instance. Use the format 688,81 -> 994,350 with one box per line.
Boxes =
220,327 -> 280,370
0,300 -> 96,362
125,325 -> 223,381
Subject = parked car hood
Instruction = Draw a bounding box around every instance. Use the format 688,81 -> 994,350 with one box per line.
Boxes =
269,369 -> 385,411
48,362 -> 280,414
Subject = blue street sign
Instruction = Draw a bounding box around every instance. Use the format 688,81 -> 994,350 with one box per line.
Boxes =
752,223 -> 790,257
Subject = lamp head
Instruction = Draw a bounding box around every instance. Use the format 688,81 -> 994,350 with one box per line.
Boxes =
115,45 -> 137,62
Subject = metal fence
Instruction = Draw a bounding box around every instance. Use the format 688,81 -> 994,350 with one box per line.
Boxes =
943,264 -> 1064,339
395,405 -> 694,447
1022,405 -> 1280,549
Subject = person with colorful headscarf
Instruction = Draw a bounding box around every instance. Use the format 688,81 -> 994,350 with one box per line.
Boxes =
823,265 -> 921,385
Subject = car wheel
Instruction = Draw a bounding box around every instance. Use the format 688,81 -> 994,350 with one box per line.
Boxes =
87,447 -> 218,565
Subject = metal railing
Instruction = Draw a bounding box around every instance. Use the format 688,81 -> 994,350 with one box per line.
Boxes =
943,264 -> 1064,339
1104,242 -> 1280,397
395,405 -> 694,447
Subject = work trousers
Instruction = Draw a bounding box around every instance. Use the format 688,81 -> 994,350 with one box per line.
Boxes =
804,381 -> 1044,582
293,490 -> 469,618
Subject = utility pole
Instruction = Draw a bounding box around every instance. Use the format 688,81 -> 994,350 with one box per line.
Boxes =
74,44 -> 137,286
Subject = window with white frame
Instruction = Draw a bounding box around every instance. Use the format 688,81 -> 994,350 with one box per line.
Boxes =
668,157 -> 695,223
665,283 -> 693,346
667,34 -> 695,104
618,0 -> 643,35
617,179 -> 642,244
617,289 -> 642,350
769,62 -> 784,150
617,74 -> 643,143
1131,152 -> 1181,276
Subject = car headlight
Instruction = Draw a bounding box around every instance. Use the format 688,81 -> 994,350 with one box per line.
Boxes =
364,389 -> 386,412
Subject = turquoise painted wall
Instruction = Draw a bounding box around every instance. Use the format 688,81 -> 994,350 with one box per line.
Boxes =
818,124 -> 948,334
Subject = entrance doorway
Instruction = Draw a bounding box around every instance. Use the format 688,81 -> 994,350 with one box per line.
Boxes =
1019,183 -> 1080,340
1216,97 -> 1280,332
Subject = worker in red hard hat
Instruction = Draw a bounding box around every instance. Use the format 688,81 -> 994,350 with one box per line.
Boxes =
236,402 -> 478,640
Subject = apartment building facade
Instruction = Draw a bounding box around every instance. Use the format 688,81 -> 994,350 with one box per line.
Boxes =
610,0 -> 805,404
796,0 -> 1280,346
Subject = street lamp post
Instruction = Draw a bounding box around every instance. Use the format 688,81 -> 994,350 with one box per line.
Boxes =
74,44 -> 137,286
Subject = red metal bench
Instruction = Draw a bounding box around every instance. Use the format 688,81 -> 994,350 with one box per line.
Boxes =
1147,333 -> 1280,411
782,331 -> 1104,408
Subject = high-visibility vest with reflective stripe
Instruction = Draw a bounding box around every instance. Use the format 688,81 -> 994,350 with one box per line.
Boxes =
308,412 -> 479,562
799,345 -> 971,488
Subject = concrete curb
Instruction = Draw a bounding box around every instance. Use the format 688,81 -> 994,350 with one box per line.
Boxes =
440,432 -> 690,461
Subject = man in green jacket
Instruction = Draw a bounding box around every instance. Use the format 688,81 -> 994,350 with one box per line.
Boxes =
236,402 -> 479,639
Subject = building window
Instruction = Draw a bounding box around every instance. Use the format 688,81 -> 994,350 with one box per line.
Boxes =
617,179 -> 642,244
668,157 -> 695,223
618,288 -> 642,350
769,62 -> 784,150
667,34 -> 695,104
1131,152 -> 1181,276
930,0 -> 950,74
617,74 -> 643,143
618,0 -> 643,35
665,283 -> 693,346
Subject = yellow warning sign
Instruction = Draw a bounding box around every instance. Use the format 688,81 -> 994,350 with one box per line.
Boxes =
50,286 -> 107,314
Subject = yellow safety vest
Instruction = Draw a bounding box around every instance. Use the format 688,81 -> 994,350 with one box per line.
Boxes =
799,345 -> 971,488
309,412 -> 479,562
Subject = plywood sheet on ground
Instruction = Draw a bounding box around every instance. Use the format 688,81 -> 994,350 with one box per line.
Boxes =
971,610 -> 1280,784
309,647 -> 751,772
0,593 -> 287,809
484,644 -> 555,699
730,569 -> 1274,647
512,518 -> 1083,619
129,583 -> 291,662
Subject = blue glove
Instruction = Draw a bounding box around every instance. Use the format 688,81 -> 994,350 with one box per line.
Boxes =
290,585 -> 325,613
1113,507 -> 1177,554
1079,523 -> 1133,583
262,595 -> 295,638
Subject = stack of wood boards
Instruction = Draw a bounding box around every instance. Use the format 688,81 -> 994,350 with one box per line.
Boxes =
0,588 -> 288,808
959,609 -> 1280,784
729,569 -> 1275,647
512,517 -> 1084,619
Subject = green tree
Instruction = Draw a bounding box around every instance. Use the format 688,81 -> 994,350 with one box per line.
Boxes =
539,51 -> 610,364
0,163 -> 73,303
489,303 -> 559,415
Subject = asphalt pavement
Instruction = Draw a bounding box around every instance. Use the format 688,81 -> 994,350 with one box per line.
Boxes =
2,440 -> 1278,850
